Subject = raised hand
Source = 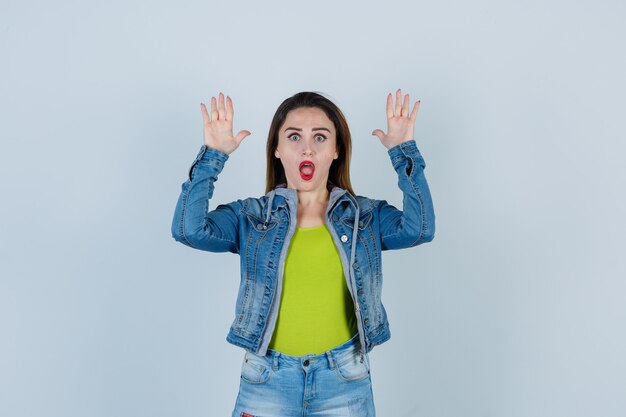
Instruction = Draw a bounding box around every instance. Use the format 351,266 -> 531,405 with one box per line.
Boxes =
371,88 -> 420,150
200,92 -> 251,155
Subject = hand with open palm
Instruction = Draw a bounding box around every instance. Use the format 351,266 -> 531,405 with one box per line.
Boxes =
371,88 -> 421,150
200,92 -> 251,155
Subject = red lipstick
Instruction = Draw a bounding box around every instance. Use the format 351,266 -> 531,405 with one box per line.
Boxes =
299,160 -> 315,181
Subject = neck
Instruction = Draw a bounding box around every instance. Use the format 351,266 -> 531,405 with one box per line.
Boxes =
296,186 -> 330,207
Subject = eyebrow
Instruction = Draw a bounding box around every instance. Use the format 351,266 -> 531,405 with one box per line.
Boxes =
283,127 -> 331,133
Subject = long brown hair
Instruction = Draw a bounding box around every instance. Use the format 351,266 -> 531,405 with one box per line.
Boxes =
265,91 -> 354,195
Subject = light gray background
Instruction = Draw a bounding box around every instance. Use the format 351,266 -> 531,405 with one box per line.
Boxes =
2,1 -> 625,416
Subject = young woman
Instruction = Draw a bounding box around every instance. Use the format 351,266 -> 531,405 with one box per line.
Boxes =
171,90 -> 435,416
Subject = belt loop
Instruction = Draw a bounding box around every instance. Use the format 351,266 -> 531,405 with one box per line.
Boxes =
272,351 -> 280,371
326,350 -> 336,370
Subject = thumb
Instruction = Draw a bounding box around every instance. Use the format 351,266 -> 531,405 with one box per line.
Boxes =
235,130 -> 252,144
371,129 -> 385,141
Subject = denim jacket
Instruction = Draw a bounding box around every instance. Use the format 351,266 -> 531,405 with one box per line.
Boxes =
171,140 -> 435,356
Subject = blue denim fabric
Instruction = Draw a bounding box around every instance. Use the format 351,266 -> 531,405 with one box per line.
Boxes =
232,334 -> 376,416
171,140 -> 435,356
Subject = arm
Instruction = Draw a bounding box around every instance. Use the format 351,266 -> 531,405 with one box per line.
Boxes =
371,89 -> 436,250
378,139 -> 435,250
171,92 -> 251,254
171,145 -> 242,253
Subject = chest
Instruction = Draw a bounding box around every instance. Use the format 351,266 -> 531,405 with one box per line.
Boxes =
296,203 -> 327,228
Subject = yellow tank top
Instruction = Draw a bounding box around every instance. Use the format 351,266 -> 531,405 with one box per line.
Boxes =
268,224 -> 358,355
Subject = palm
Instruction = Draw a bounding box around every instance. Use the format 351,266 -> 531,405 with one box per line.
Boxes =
372,89 -> 420,149
200,92 -> 251,155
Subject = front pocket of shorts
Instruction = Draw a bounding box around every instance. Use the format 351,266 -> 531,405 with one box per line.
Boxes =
334,353 -> 370,382
240,353 -> 271,384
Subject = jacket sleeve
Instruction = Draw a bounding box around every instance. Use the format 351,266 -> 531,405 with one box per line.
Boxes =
377,140 -> 435,251
171,145 -> 241,254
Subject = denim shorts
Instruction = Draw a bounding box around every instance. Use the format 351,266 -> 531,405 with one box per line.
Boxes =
232,333 -> 376,416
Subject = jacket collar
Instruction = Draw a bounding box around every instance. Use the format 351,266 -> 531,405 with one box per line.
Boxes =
265,183 -> 361,284
270,182 -> 353,212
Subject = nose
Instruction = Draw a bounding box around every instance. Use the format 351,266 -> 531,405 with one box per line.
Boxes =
301,138 -> 313,156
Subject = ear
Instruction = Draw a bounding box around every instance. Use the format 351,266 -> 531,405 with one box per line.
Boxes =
274,149 -> 280,158
333,148 -> 339,159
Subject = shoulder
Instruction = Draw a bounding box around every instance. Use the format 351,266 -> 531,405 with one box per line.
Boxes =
238,193 -> 284,214
236,195 -> 264,213
352,194 -> 383,214
213,195 -> 261,212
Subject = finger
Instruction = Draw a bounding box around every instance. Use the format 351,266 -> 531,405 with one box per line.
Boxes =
386,93 -> 393,119
404,94 -> 411,117
410,100 -> 421,122
371,129 -> 385,141
395,88 -> 402,116
210,96 -> 218,121
200,102 -> 210,125
226,95 -> 234,121
235,130 -> 252,144
218,92 -> 226,120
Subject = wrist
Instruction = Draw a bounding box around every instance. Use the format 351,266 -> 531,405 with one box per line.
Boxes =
199,145 -> 230,161
203,143 -> 232,156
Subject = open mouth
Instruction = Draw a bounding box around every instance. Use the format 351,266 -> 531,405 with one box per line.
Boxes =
299,160 -> 315,181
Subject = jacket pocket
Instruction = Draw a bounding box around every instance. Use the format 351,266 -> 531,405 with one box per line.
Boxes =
246,213 -> 279,232
340,211 -> 373,230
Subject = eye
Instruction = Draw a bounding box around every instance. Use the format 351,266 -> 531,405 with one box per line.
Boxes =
287,134 -> 300,141
315,134 -> 327,142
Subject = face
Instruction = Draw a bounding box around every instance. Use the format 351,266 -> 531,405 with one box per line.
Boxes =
274,107 -> 339,192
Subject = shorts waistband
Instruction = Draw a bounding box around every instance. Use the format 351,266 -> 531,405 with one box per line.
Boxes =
250,333 -> 364,371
